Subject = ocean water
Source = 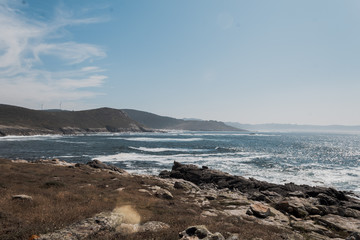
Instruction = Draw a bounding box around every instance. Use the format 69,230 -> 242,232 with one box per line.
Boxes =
1,131 -> 360,195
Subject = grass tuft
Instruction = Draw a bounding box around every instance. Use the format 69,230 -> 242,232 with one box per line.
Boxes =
43,181 -> 65,188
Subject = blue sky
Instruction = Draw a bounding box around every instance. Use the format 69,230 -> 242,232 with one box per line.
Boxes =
1,0 -> 360,125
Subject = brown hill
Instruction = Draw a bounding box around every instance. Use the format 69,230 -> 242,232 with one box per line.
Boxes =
0,104 -> 147,136
122,109 -> 245,131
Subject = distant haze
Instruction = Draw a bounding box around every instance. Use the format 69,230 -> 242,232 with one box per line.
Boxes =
1,0 -> 360,125
226,122 -> 360,133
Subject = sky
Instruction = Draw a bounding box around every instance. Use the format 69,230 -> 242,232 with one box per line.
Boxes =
1,0 -> 360,125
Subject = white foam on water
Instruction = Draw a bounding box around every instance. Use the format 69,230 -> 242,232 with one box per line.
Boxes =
175,132 -> 280,137
93,151 -> 272,167
109,137 -> 204,142
94,152 -> 177,165
54,155 -> 77,158
238,164 -> 360,194
0,134 -> 63,141
93,149 -> 360,194
54,140 -> 88,144
128,146 -> 208,152
2,131 -> 359,194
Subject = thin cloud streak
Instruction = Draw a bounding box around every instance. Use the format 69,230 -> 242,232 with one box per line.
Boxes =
33,42 -> 106,65
0,1 -> 107,109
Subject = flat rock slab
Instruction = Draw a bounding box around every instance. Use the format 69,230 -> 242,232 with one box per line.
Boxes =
319,214 -> 360,233
12,194 -> 33,201
250,203 -> 272,218
38,210 -> 124,240
139,221 -> 170,232
38,209 -> 170,240
116,221 -> 170,235
86,160 -> 127,174
291,220 -> 329,234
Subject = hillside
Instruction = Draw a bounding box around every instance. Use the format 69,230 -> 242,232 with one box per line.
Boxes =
122,109 -> 244,131
0,104 -> 147,136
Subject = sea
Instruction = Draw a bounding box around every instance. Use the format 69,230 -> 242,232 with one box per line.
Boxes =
1,131 -> 360,195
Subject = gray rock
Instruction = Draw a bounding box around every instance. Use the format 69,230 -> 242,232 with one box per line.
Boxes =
304,204 -> 322,215
291,220 -> 329,235
205,194 -> 217,200
346,232 -> 360,240
174,180 -> 201,191
226,234 -> 240,240
138,221 -> 170,232
275,197 -> 309,218
12,194 -> 33,201
338,207 -> 360,218
11,159 -> 28,163
318,193 -> 337,205
155,188 -> 173,199
318,214 -> 360,232
288,191 -> 306,198
174,181 -> 188,190
179,225 -> 225,240
201,210 -> 219,217
163,162 -> 359,214
250,192 -> 272,203
86,160 -> 127,174
38,210 -> 124,240
38,209 -> 170,239
249,203 -> 272,218
138,189 -> 152,195
211,232 -> 226,240
114,221 -> 170,235
246,208 -> 254,216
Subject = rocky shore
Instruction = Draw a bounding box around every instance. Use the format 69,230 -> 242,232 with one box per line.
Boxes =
160,162 -> 360,239
1,159 -> 359,240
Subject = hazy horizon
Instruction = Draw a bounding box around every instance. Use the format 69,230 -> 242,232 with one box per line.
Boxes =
1,0 -> 360,125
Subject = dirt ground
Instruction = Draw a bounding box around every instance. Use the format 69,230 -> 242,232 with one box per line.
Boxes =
0,158 -> 297,240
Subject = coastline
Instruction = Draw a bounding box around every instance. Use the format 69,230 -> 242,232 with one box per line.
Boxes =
1,131 -> 359,197
1,158 -> 359,240
0,125 -> 153,137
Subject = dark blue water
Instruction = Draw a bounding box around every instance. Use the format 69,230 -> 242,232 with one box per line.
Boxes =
1,131 -> 359,194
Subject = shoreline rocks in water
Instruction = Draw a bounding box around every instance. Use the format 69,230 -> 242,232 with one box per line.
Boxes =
160,161 -> 360,239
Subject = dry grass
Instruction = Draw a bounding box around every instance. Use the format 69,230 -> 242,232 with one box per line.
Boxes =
0,159 -> 120,240
0,159 -> 296,240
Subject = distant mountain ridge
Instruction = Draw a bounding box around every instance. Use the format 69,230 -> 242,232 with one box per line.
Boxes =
0,104 -> 244,136
226,122 -> 360,133
122,109 -> 244,131
0,104 -> 147,136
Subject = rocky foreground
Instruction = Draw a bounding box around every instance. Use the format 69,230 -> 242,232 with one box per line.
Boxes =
1,159 -> 360,240
160,162 -> 360,239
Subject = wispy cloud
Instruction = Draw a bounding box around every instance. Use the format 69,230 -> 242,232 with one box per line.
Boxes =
0,1 -> 107,109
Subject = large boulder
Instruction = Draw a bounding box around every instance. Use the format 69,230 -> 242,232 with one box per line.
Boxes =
346,232 -> 360,240
179,225 -> 225,240
275,197 -> 311,218
249,203 -> 272,218
86,160 -> 127,174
